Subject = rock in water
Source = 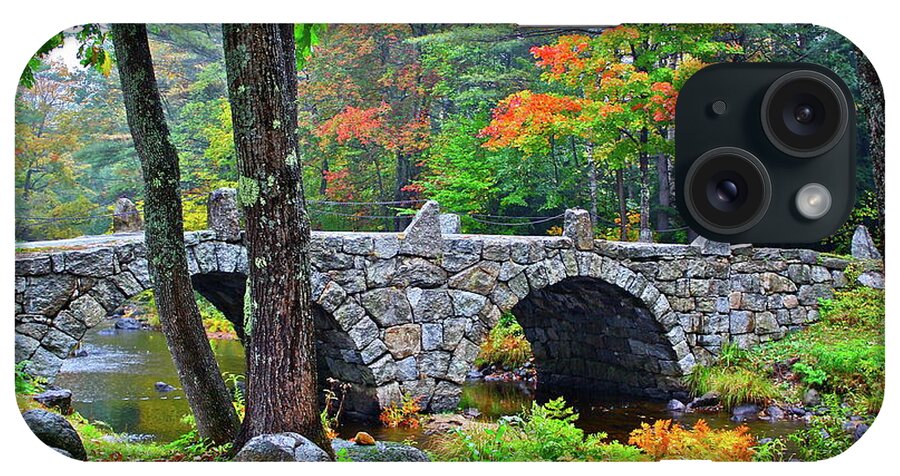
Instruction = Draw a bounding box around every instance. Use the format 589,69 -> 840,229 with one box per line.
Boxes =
690,391 -> 720,408
154,382 -> 176,393
234,432 -> 330,462
766,405 -> 785,421
21,409 -> 87,461
114,317 -> 143,330
851,225 -> 881,260
731,404 -> 760,422
112,197 -> 143,233
666,399 -> 686,412
33,389 -> 73,414
354,431 -> 376,446
331,439 -> 429,462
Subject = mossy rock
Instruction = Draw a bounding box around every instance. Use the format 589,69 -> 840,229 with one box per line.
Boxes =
331,438 -> 429,462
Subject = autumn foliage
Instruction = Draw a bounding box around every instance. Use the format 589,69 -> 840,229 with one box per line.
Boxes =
628,419 -> 756,461
378,393 -> 424,429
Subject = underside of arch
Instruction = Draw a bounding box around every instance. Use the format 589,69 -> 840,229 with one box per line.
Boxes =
511,276 -> 685,399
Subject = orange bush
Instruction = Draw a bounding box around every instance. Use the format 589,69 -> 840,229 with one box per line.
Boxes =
379,394 -> 424,429
628,419 -> 755,461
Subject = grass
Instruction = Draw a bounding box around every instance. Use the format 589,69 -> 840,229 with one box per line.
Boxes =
474,313 -> 533,370
17,395 -> 230,461
685,364 -> 777,409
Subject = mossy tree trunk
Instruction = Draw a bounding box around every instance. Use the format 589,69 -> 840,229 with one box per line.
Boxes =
223,24 -> 331,456
111,24 -> 239,445
855,49 -> 885,236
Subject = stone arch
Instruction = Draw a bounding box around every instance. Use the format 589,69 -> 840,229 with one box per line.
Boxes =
480,252 -> 695,398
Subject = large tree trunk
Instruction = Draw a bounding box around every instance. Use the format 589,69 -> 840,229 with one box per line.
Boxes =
856,49 -> 885,237
111,24 -> 239,445
223,23 -> 331,456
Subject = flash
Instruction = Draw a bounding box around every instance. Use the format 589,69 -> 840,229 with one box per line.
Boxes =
795,183 -> 832,220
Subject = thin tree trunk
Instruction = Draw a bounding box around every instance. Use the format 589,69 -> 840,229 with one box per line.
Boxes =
223,23 -> 331,457
111,24 -> 238,445
616,168 -> 627,241
656,152 -> 672,236
585,143 -> 598,219
638,129 -> 652,243
394,151 -> 417,231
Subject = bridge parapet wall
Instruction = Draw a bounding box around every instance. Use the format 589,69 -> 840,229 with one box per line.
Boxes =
14,200 -> 849,412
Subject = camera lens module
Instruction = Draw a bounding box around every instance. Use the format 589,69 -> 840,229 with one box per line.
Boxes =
761,70 -> 849,158
684,147 -> 772,235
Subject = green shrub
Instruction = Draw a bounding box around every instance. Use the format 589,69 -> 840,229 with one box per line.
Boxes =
14,361 -> 45,395
474,313 -> 533,369
433,397 -> 647,461
787,394 -> 860,461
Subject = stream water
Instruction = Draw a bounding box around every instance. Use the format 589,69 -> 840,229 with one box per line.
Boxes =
55,322 -> 805,447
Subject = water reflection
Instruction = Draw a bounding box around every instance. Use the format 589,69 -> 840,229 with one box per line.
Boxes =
56,324 -> 803,447
55,322 -> 245,442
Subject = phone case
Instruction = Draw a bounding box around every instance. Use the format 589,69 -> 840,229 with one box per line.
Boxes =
14,23 -> 884,462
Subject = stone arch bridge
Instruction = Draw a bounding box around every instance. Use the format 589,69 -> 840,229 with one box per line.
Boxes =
15,199 -> 849,415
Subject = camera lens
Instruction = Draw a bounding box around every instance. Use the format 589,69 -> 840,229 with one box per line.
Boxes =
684,147 -> 772,234
794,104 -> 815,124
715,180 -> 739,203
761,70 -> 849,157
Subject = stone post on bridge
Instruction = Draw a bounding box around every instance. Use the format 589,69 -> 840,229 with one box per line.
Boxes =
208,188 -> 242,242
564,208 -> 593,251
113,197 -> 143,233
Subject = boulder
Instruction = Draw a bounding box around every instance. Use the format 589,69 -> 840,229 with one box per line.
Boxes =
33,389 -> 73,414
234,432 -> 330,462
802,388 -> 821,407
113,197 -> 143,233
731,403 -> 760,422
853,423 -> 869,441
666,399 -> 686,412
690,391 -> 720,408
154,382 -> 176,393
765,405 -> 785,421
851,225 -> 881,260
353,431 -> 376,446
331,438 -> 429,462
857,271 -> 885,290
21,409 -> 87,461
114,317 -> 143,330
